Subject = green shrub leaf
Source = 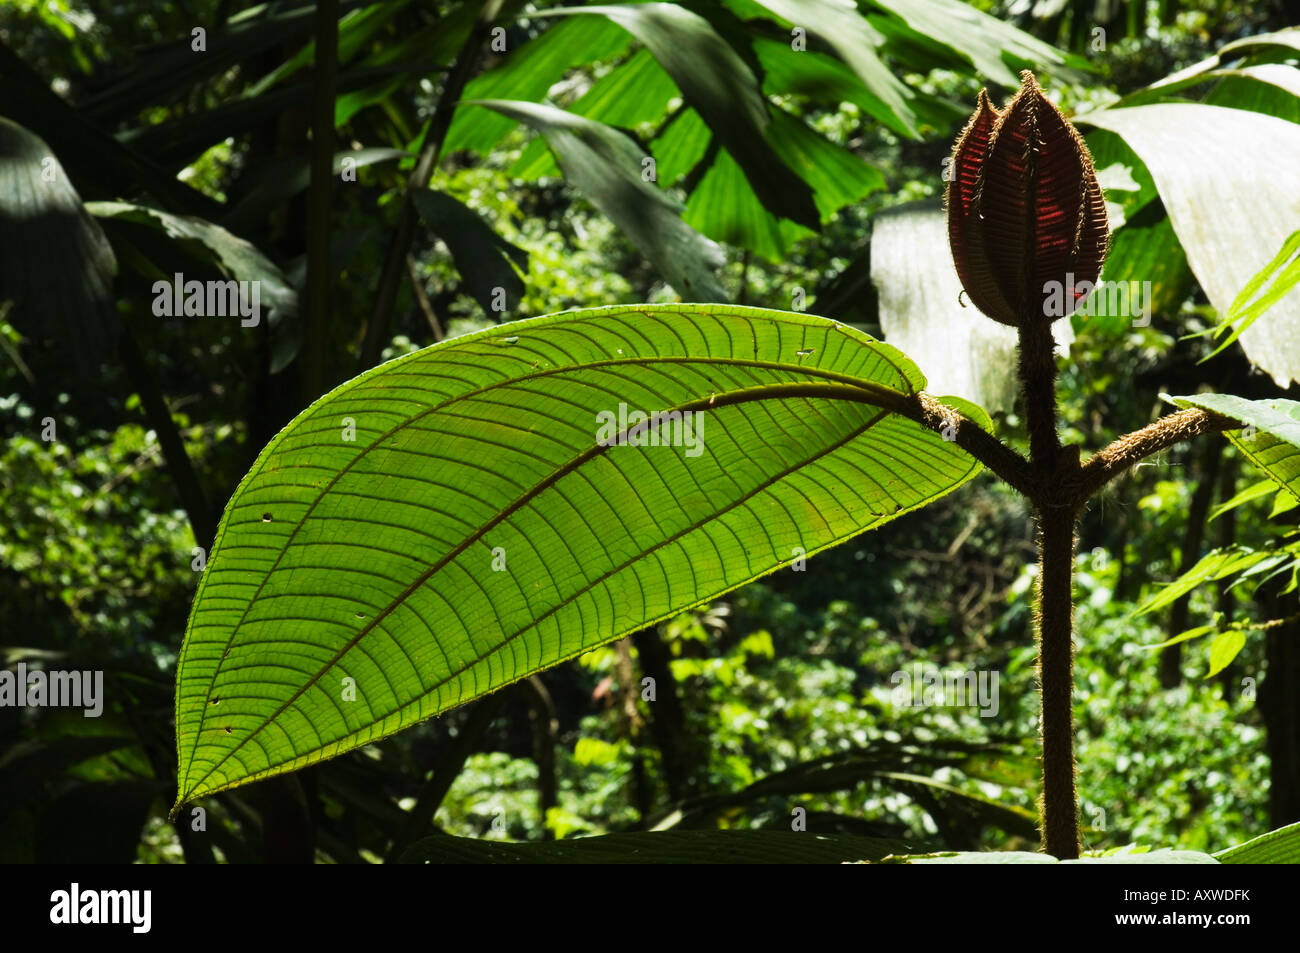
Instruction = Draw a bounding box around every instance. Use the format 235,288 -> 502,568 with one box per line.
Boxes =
894,849 -> 1218,864
1166,394 -> 1300,498
469,99 -> 728,302
173,304 -> 987,806
398,830 -> 924,864
1084,103 -> 1300,386
1215,821 -> 1300,864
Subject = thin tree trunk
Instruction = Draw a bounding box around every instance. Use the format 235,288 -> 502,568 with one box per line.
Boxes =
302,0 -> 338,403
259,773 -> 316,864
632,628 -> 696,802
385,694 -> 505,861
1216,455 -> 1238,701
1259,588 -> 1300,828
615,637 -> 653,824
1160,434 -> 1223,687
359,1 -> 504,370
117,326 -> 215,548
521,676 -> 558,840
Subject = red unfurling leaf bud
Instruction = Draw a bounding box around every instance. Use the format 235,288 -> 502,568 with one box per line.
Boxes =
946,71 -> 1109,328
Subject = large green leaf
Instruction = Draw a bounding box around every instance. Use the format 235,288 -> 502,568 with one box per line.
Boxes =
893,849 -> 1219,864
399,829 -> 923,863
509,48 -> 680,180
441,14 -> 634,156
85,201 -> 297,316
749,0 -> 918,138
411,188 -> 527,316
1166,394 -> 1300,499
1085,127 -> 1159,220
330,1 -> 524,128
1083,104 -> 1300,386
173,304 -> 989,805
753,37 -> 920,139
1203,65 -> 1300,124
544,3 -> 819,229
684,148 -> 793,263
650,107 -> 711,189
1202,229 -> 1300,361
677,105 -> 882,261
1124,29 -> 1300,105
868,0 -> 1069,89
767,108 -> 885,220
470,99 -> 727,302
1093,205 -> 1193,335
1215,821 -> 1300,864
0,117 -> 117,362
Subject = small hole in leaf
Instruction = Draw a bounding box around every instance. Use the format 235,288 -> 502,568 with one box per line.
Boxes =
261,513 -> 273,522
224,727 -> 233,734
211,697 -> 220,705
355,611 -> 365,619
796,348 -> 815,357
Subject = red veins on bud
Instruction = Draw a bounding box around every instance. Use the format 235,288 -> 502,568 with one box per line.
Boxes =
946,71 -> 1109,328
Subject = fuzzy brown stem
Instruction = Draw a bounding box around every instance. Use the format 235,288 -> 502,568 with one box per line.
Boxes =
1018,320 -> 1061,469
1078,408 -> 1233,499
1036,502 -> 1079,858
913,393 -> 1034,496
1015,314 -> 1080,857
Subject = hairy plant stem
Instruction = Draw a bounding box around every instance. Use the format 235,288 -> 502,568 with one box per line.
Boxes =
923,367 -> 1235,856
1017,321 -> 1061,465
1018,319 -> 1079,858
779,322 -> 1236,854
1078,408 -> 1233,498
1002,328 -> 1238,856
1035,501 -> 1079,858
